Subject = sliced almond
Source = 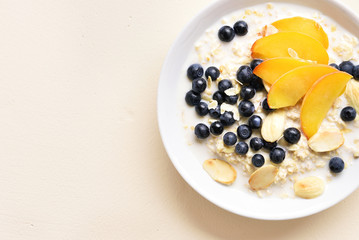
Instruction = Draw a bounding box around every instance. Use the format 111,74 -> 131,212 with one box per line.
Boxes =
208,100 -> 218,110
308,129 -> 344,152
224,87 -> 238,96
261,110 -> 286,142
345,79 -> 359,113
294,176 -> 325,199
203,159 -> 237,185
248,165 -> 278,190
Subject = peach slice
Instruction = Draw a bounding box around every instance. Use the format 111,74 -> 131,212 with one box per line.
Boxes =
301,71 -> 352,138
253,57 -> 312,85
251,32 -> 329,64
272,17 -> 329,49
267,64 -> 338,109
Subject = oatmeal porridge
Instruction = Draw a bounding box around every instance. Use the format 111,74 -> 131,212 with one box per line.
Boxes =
180,2 -> 359,198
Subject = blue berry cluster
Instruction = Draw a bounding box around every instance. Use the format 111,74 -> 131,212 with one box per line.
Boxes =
218,20 -> 248,42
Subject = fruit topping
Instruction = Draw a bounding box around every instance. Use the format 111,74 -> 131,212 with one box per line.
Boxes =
238,100 -> 255,117
251,32 -> 329,64
210,121 -> 224,136
283,127 -> 301,144
250,137 -> 264,151
267,64 -> 338,109
185,90 -> 201,106
253,57 -> 312,85
218,26 -> 235,42
235,141 -> 249,155
220,111 -> 236,126
252,154 -> 265,167
301,71 -> 352,138
236,65 -> 254,84
223,132 -> 237,146
205,66 -> 220,81
248,115 -> 262,129
240,86 -> 256,100
237,124 -> 252,140
192,78 -> 207,93
340,106 -> 357,121
339,61 -> 354,75
195,102 -> 209,116
269,147 -> 286,164
233,20 -> 248,36
329,157 -> 345,173
209,105 -> 221,119
212,91 -> 226,104
271,16 -> 329,48
194,123 -> 210,139
187,64 -> 204,80
218,79 -> 233,92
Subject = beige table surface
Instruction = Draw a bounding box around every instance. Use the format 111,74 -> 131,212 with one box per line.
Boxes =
1,0 -> 359,239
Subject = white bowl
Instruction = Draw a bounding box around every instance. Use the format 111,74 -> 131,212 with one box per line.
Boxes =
157,0 -> 359,220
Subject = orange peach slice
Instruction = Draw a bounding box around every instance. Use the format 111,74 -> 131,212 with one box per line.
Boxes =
251,32 -> 329,64
272,17 -> 329,49
253,57 -> 312,85
267,64 -> 338,109
301,71 -> 352,138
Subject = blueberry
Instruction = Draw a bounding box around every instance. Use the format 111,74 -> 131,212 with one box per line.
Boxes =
237,124 -> 252,140
233,20 -> 248,36
192,78 -> 207,93
250,137 -> 264,151
238,100 -> 255,117
235,141 -> 249,155
210,121 -> 224,136
213,91 -> 226,104
263,140 -> 277,150
187,64 -> 203,80
249,75 -> 264,91
339,61 -> 354,75
223,132 -> 237,146
248,115 -> 262,129
250,59 -> 263,70
262,98 -> 274,112
195,102 -> 209,116
194,123 -> 210,139
225,94 -> 239,105
209,106 -> 221,119
185,90 -> 201,106
353,65 -> 359,80
329,63 -> 339,70
236,66 -> 253,84
220,111 -> 235,126
240,86 -> 256,100
218,79 -> 233,92
218,26 -> 235,42
340,106 -> 356,121
252,154 -> 265,167
269,147 -> 286,164
205,66 -> 220,81
283,127 -> 301,144
329,157 -> 345,173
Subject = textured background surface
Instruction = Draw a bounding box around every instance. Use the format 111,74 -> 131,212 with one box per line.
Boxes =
0,0 -> 358,239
